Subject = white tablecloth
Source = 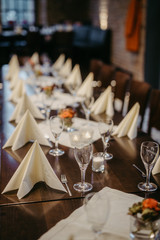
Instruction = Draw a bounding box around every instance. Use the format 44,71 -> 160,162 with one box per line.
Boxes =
39,187 -> 142,240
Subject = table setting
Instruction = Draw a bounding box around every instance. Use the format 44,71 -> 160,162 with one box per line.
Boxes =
1,53 -> 160,240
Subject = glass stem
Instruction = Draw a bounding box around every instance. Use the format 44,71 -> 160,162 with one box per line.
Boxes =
146,165 -> 151,187
55,137 -> 59,150
81,169 -> 86,186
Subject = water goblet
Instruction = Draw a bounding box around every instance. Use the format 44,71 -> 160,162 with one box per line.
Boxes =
84,192 -> 109,239
73,144 -> 93,192
81,96 -> 94,122
42,91 -> 53,124
138,141 -> 159,192
98,119 -> 113,160
49,116 -> 65,156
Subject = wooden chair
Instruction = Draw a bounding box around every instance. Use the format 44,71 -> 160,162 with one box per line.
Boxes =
148,89 -> 160,141
113,69 -> 131,113
89,59 -> 104,80
97,63 -> 116,88
127,80 -> 151,129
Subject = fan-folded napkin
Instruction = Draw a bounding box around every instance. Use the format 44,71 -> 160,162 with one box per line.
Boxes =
5,55 -> 20,80
9,79 -> 25,103
30,52 -> 39,65
3,109 -> 51,151
112,102 -> 140,140
10,71 -> 22,90
65,64 -> 82,87
53,54 -> 65,71
91,86 -> 114,117
58,58 -> 72,78
2,140 -> 67,199
9,93 -> 45,123
77,72 -> 93,99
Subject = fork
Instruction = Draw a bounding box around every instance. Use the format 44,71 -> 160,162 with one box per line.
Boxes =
132,164 -> 146,177
61,174 -> 72,196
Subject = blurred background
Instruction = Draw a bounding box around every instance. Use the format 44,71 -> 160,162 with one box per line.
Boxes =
0,0 -> 159,88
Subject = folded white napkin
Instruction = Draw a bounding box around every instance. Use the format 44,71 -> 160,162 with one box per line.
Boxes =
112,102 -> 140,140
3,109 -> 51,151
10,71 -> 21,90
2,140 -> 67,199
65,64 -> 82,88
30,52 -> 39,65
77,72 -> 94,99
53,54 -> 65,71
39,187 -> 142,240
5,55 -> 20,80
9,93 -> 45,123
152,155 -> 160,175
58,58 -> 72,78
91,86 -> 114,117
9,79 -> 26,103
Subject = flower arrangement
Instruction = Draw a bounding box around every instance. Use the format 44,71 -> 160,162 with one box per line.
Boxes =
58,108 -> 76,130
128,198 -> 160,222
42,85 -> 55,97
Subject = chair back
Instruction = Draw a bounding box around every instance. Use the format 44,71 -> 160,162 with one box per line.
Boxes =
89,59 -> 104,80
128,80 -> 151,128
97,63 -> 116,88
148,89 -> 160,136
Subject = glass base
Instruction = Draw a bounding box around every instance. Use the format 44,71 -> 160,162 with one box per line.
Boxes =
49,148 -> 64,156
104,152 -> 113,160
73,182 -> 93,192
138,182 -> 157,192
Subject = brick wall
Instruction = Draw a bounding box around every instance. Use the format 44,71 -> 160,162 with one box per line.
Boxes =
90,0 -> 146,82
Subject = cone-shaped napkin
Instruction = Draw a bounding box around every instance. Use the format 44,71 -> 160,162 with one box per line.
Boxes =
53,54 -> 65,71
9,79 -> 25,103
2,141 -> 67,199
91,86 -> 114,117
112,102 -> 140,140
65,64 -> 82,87
152,155 -> 160,176
77,72 -> 94,99
3,110 -> 51,151
58,58 -> 72,78
6,55 -> 20,80
9,93 -> 45,123
30,52 -> 39,65
10,70 -> 21,90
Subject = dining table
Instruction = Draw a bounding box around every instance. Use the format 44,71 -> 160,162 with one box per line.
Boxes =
0,63 -> 160,240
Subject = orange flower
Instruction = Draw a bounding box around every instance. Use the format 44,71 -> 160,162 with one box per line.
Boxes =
143,199 -> 160,211
59,108 -> 75,119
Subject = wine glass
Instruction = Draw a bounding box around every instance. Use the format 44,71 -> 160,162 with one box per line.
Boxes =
84,192 -> 109,239
73,144 -> 93,192
49,116 -> 65,156
42,91 -> 53,124
98,119 -> 113,160
138,141 -> 159,192
81,97 -> 94,122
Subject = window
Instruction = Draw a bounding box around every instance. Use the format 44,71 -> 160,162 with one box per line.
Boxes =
1,0 -> 35,27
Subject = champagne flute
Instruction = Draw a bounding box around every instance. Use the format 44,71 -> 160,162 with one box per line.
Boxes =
138,141 -> 159,192
84,192 -> 109,239
81,97 -> 94,122
49,116 -> 64,156
98,119 -> 113,160
73,144 -> 93,192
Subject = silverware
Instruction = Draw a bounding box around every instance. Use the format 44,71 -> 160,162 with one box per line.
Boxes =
133,164 -> 146,177
61,174 -> 72,196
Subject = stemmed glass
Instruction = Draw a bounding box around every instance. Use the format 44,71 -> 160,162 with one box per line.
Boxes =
138,141 -> 159,192
49,116 -> 65,156
84,192 -> 109,239
73,144 -> 93,192
81,97 -> 94,122
42,91 -> 53,124
98,119 -> 113,160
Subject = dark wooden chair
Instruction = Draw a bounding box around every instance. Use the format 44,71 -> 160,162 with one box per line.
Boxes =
89,59 -> 104,80
113,69 -> 131,113
127,79 -> 151,129
97,63 -> 116,88
148,89 -> 160,140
